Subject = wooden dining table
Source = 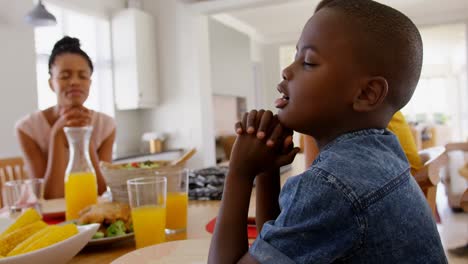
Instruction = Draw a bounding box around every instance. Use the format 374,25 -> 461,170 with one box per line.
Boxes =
68,200 -> 223,263
0,154 -> 304,263
64,155 -> 304,263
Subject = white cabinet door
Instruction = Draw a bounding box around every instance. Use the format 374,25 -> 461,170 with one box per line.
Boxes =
112,8 -> 158,110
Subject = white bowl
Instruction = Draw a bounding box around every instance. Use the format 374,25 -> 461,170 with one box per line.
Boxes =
0,219 -> 99,264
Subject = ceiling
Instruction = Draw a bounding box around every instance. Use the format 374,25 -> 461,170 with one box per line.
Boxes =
214,0 -> 468,43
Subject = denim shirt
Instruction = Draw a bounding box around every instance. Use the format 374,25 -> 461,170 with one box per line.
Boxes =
249,129 -> 447,264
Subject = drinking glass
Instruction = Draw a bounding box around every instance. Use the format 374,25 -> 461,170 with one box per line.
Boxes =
127,176 -> 167,248
156,168 -> 189,235
3,178 -> 44,216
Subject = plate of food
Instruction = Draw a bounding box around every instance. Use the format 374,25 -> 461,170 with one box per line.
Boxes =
75,202 -> 134,246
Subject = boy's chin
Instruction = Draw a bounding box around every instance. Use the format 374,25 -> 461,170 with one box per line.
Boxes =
277,110 -> 297,131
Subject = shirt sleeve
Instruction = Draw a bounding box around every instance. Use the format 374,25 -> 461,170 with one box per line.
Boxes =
15,114 -> 34,140
91,111 -> 116,148
249,169 -> 363,263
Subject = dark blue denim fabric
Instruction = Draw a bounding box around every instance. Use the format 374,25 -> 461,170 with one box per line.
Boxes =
249,129 -> 447,264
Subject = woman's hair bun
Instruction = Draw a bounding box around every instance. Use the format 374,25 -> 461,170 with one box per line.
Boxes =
52,36 -> 81,52
48,36 -> 94,73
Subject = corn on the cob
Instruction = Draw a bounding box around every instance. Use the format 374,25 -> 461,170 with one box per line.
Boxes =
7,225 -> 54,257
0,208 -> 42,237
0,220 -> 47,256
16,224 -> 78,255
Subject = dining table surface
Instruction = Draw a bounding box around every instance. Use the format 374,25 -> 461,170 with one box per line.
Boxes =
68,200 -> 223,263
27,154 -> 305,263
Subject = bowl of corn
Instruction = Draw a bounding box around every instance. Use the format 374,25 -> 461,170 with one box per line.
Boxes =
0,208 -> 99,264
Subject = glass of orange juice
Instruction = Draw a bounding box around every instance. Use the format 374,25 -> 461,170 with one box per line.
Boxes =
127,176 -> 167,249
156,168 -> 189,235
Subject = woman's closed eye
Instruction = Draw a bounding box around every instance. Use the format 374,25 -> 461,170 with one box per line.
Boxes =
79,73 -> 90,80
58,73 -> 70,79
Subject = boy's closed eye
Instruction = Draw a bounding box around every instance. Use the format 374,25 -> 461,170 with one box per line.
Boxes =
303,61 -> 318,67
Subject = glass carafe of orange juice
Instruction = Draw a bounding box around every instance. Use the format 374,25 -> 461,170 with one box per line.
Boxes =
64,126 -> 98,220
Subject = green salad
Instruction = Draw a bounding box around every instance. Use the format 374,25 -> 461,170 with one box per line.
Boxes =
92,220 -> 133,239
120,160 -> 164,169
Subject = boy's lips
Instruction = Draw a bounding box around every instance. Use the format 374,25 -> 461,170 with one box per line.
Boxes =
276,84 -> 290,109
275,97 -> 289,108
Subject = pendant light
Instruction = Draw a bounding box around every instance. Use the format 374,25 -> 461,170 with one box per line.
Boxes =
24,0 -> 57,27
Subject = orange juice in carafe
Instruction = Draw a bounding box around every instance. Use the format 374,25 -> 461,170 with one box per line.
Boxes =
65,172 -> 98,220
63,126 -> 97,221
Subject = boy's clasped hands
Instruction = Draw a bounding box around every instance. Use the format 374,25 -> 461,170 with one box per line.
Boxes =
230,109 -> 301,180
208,109 -> 300,263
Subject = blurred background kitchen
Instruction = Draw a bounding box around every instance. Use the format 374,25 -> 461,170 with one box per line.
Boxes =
0,0 -> 467,261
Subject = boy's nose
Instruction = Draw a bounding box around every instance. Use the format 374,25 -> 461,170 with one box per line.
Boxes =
282,67 -> 292,81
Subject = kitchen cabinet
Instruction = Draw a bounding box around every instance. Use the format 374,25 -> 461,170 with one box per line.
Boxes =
112,8 -> 158,109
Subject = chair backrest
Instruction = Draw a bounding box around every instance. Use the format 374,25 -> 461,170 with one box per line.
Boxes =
220,135 -> 237,161
0,157 -> 28,207
447,142 -> 468,211
414,146 -> 447,216
461,189 -> 468,212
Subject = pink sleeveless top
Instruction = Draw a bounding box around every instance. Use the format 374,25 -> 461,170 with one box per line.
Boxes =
15,110 -> 116,154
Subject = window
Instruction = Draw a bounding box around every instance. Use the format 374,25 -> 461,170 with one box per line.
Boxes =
402,23 -> 468,140
34,2 -> 114,117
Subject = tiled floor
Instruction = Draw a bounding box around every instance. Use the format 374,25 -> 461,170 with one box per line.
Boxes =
436,184 -> 468,263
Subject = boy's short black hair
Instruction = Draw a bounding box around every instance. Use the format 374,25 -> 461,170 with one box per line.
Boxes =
315,0 -> 423,111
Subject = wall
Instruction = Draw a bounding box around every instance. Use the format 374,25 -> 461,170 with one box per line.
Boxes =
212,95 -> 238,136
0,0 -> 38,158
260,43 -> 282,111
141,0 -> 216,168
46,0 -> 125,18
208,18 -> 255,109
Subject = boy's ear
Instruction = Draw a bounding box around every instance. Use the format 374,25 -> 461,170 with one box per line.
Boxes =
352,77 -> 388,112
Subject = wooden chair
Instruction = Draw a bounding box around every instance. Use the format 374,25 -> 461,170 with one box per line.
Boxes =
220,135 -> 237,161
461,189 -> 468,212
0,157 -> 28,207
443,142 -> 468,210
413,146 -> 447,217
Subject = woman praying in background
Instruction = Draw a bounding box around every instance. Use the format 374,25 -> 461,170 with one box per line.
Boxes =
16,36 -> 115,199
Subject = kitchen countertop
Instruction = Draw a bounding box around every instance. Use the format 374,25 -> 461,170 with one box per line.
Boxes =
113,149 -> 184,162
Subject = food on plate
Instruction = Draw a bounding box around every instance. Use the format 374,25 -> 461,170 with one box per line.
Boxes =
8,224 -> 78,256
0,220 -> 47,255
0,208 -> 41,236
77,202 -> 133,239
121,160 -> 164,169
0,208 -> 78,258
102,160 -> 169,170
106,220 -> 127,237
